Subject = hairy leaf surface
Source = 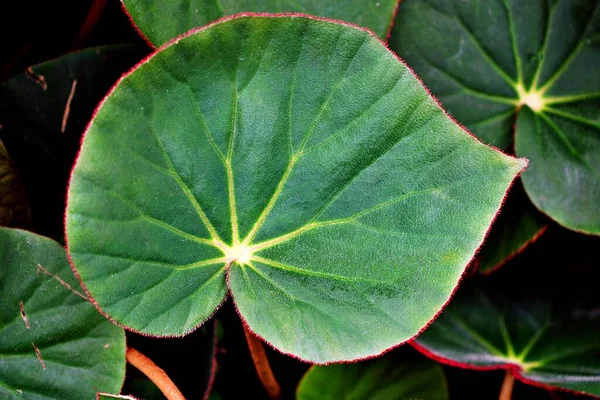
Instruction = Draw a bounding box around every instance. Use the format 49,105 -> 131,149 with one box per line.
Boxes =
391,0 -> 600,234
66,15 -> 525,363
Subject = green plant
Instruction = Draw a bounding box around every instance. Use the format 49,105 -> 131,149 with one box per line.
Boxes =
1,1 -> 598,399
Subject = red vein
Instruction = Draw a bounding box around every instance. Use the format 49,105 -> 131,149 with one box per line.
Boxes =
32,342 -> 46,370
61,80 -> 77,133
37,263 -> 88,301
25,68 -> 47,90
19,300 -> 30,329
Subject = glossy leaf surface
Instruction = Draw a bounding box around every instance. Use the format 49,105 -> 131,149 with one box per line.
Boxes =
476,184 -> 546,274
414,285 -> 600,396
66,15 -> 525,363
391,0 -> 600,234
122,0 -> 399,46
0,45 -> 146,240
0,140 -> 30,228
0,228 -> 126,399
297,354 -> 448,400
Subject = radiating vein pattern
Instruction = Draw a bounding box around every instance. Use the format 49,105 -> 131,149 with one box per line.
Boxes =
415,286 -> 600,396
392,0 -> 600,234
66,16 -> 524,362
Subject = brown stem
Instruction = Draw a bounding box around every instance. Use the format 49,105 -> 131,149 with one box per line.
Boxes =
243,325 -> 281,399
499,369 -> 515,400
72,0 -> 108,49
126,347 -> 185,400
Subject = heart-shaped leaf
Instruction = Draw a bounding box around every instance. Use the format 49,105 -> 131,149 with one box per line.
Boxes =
122,0 -> 400,47
296,353 -> 448,400
412,284 -> 600,397
0,140 -> 30,228
0,45 -> 147,240
0,227 -> 126,399
66,15 -> 525,363
391,0 -> 600,235
475,184 -> 546,274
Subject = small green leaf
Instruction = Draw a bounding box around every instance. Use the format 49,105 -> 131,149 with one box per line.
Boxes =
0,227 -> 126,399
0,45 -> 147,240
391,0 -> 600,234
413,284 -> 600,397
0,140 -> 30,228
66,15 -> 524,363
296,354 -> 448,400
122,0 -> 399,46
476,184 -> 546,274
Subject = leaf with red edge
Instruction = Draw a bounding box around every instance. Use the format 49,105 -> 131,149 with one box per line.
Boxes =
390,0 -> 600,235
121,0 -> 400,46
0,227 -> 126,399
65,15 -> 525,364
413,283 -> 600,397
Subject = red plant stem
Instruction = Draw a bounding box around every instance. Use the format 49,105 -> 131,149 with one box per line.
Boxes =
126,347 -> 185,400
499,369 -> 515,400
243,325 -> 281,399
72,0 -> 108,49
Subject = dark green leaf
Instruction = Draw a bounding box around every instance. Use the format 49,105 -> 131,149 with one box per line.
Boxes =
476,184 -> 546,274
66,15 -> 525,363
296,354 -> 448,400
122,0 -> 399,46
414,284 -> 600,397
391,0 -> 600,234
0,140 -> 30,228
0,227 -> 126,399
0,45 -> 147,240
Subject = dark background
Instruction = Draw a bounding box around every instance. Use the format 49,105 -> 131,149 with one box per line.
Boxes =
1,1 -> 598,399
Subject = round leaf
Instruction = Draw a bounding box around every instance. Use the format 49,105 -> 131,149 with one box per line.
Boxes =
413,285 -> 600,397
297,354 -> 448,400
121,0 -> 400,46
0,227 -> 126,399
391,0 -> 600,234
66,15 -> 525,363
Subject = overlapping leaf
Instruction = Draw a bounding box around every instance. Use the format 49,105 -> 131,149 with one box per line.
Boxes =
122,0 -> 399,46
297,354 -> 448,400
0,227 -> 126,399
0,45 -> 146,240
66,15 -> 525,363
413,284 -> 600,397
391,0 -> 600,234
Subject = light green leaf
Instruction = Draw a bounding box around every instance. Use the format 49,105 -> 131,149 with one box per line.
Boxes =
414,284 -> 600,397
296,354 -> 448,400
391,0 -> 600,234
122,0 -> 399,46
66,15 -> 525,363
0,227 -> 126,399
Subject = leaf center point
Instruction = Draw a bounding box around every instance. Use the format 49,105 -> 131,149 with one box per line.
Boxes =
516,84 -> 545,112
223,244 -> 253,265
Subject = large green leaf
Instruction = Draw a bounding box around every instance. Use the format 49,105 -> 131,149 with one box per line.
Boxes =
0,140 -> 30,228
66,15 -> 525,363
476,184 -> 547,274
413,284 -> 600,397
0,45 -> 146,240
0,227 -> 126,399
122,0 -> 399,47
391,0 -> 600,235
296,353 -> 448,400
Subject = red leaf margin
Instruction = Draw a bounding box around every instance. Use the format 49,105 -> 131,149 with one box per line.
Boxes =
63,12 -> 526,365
